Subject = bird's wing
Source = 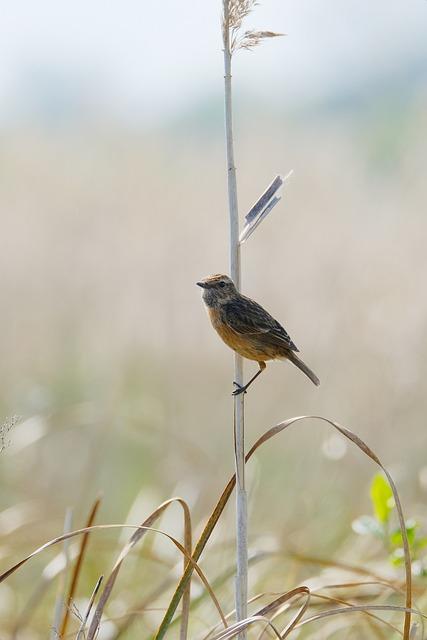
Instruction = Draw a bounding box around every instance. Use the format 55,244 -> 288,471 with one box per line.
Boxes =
223,297 -> 299,351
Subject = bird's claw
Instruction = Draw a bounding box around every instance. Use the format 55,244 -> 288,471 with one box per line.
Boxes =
232,382 -> 247,396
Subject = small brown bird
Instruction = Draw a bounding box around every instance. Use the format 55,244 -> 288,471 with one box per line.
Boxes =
197,274 -> 320,395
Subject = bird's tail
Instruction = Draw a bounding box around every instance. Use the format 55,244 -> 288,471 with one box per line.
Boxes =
287,352 -> 320,386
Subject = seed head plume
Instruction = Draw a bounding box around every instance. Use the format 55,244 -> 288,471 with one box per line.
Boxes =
222,0 -> 283,54
0,415 -> 19,453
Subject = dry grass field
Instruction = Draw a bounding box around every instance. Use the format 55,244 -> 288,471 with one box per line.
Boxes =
0,73 -> 426,638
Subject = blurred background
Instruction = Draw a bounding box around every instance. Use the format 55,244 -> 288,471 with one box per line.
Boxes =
1,1 -> 427,637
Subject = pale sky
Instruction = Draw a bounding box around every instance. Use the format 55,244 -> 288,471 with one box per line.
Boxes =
1,1 -> 426,124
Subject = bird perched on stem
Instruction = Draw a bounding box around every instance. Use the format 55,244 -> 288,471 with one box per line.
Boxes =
197,274 -> 320,395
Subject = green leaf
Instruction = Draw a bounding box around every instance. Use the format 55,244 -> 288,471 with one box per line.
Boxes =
352,515 -> 384,538
390,520 -> 417,548
370,473 -> 394,524
390,530 -> 402,546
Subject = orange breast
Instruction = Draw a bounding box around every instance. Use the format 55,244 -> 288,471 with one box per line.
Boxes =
207,306 -> 275,362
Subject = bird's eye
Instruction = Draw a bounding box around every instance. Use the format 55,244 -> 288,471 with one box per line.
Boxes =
219,282 -> 226,288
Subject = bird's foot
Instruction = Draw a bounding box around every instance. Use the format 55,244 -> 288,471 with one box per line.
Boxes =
232,382 -> 247,396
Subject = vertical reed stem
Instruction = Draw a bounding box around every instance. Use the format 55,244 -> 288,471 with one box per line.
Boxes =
52,507 -> 73,639
223,3 -> 248,637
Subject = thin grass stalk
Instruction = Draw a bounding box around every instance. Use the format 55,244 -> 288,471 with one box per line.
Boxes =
154,415 -> 412,640
303,593 -> 403,637
86,497 -> 193,639
223,2 -> 247,636
76,575 -> 103,640
60,496 -> 102,638
209,616 -> 282,640
163,553 -> 273,640
11,547 -> 79,638
52,507 -> 73,639
0,523 -> 225,634
180,498 -> 192,640
293,604 -> 426,632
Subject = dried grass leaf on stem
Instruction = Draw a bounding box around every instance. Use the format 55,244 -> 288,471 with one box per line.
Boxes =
154,416 -> 412,640
0,522 -> 220,638
59,496 -> 102,638
222,4 -> 282,637
75,575 -> 103,640
86,497 -> 193,640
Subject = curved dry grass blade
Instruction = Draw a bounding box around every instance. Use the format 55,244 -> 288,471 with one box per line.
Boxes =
0,523 -> 223,637
249,584 -> 403,638
252,586 -> 310,640
293,604 -> 427,631
252,581 -> 415,638
277,592 -> 310,638
87,497 -> 193,640
200,589 -> 282,640
233,581 -> 404,640
154,415 -> 412,640
60,496 -> 102,638
154,475 -> 237,639
380,466 -> 412,638
180,498 -> 192,640
307,593 -> 403,636
209,616 -> 282,640
255,587 -> 308,616
317,579 -> 425,638
245,416 -> 412,639
177,554 -> 274,640
113,546 -> 241,639
76,575 -> 103,640
313,579 -> 409,635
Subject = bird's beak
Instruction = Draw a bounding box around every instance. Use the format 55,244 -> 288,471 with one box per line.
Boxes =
197,281 -> 208,288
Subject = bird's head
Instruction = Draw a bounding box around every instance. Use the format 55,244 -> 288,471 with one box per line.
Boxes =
197,274 -> 237,306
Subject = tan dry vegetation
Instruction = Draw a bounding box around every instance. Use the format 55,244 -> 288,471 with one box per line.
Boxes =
0,94 -> 426,637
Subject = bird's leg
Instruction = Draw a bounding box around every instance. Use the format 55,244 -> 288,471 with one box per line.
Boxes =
232,362 -> 266,396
